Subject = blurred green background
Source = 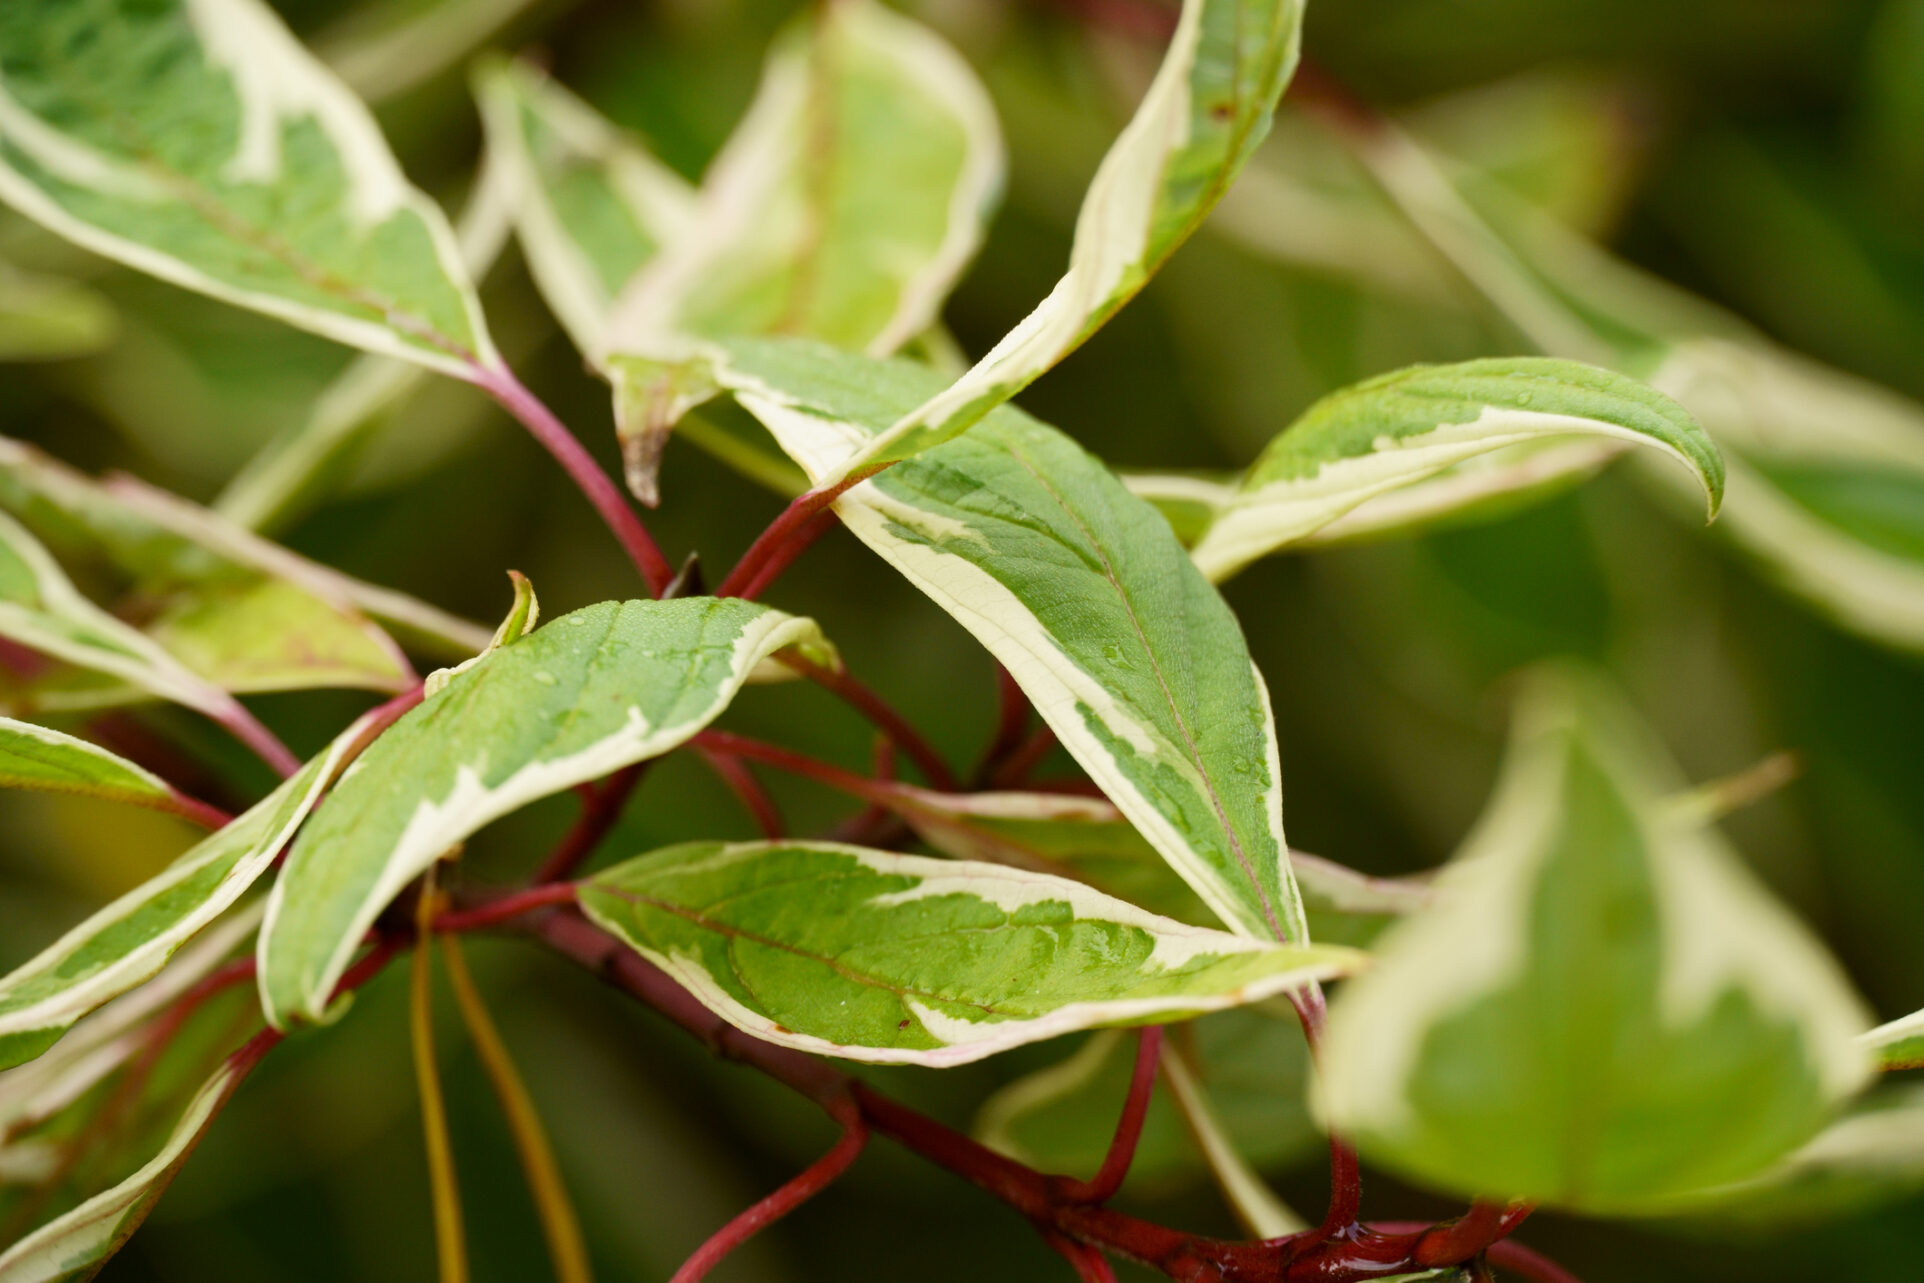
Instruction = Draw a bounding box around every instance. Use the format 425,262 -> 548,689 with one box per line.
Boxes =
4,0 -> 1924,1278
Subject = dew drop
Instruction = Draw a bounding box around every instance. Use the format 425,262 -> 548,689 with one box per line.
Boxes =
533,671 -> 558,686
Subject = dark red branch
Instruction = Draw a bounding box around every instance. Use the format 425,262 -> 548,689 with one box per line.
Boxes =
1060,1026 -> 1163,1204
780,654 -> 957,790
972,665 -> 1035,787
533,764 -> 646,883
669,1108 -> 868,1283
730,509 -> 840,603
715,473 -> 874,601
435,883 -> 581,934
696,745 -> 786,839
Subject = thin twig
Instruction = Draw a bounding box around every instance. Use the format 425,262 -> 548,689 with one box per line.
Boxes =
697,745 -> 786,838
714,474 -> 874,601
533,764 -> 646,883
668,1110 -> 868,1283
780,653 -> 956,790
411,876 -> 469,1283
475,367 -> 673,596
1060,1026 -> 1163,1204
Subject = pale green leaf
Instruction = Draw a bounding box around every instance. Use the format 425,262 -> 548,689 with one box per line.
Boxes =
0,0 -> 497,378
257,597 -> 828,1027
716,339 -> 1305,943
1184,358 -> 1723,582
975,1005 -> 1318,1185
579,840 -> 1357,1066
211,160 -> 517,535
805,0 -> 1306,484
1159,1039 -> 1307,1236
0,905 -> 258,1144
1321,667 -> 1873,1214
1863,1007 -> 1924,1072
317,0 -> 556,103
1,435 -> 487,678
0,713 -> 370,1069
0,715 -> 182,814
474,57 -> 696,359
0,1045 -> 251,1282
0,509 -> 239,724
1331,119 -> 1924,652
600,0 -> 1003,499
0,259 -> 114,361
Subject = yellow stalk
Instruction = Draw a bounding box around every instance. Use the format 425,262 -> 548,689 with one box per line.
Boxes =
411,872 -> 469,1283
440,931 -> 595,1283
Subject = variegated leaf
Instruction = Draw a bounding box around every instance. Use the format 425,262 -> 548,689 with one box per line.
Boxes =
258,597 -> 829,1027
0,905 -> 258,1144
0,0 -> 496,379
317,0 -> 554,103
0,435 -> 486,682
0,1041 -> 256,1281
1863,1007 -> 1924,1072
806,0 -> 1306,485
975,1004 -> 1318,1184
715,339 -> 1305,943
1336,121 -> 1924,652
1320,668 -> 1873,1213
0,509 -> 237,724
1182,358 -> 1722,582
0,716 -> 197,819
474,57 -> 696,360
599,0 -> 1003,500
579,840 -> 1357,1066
0,713 -> 373,1070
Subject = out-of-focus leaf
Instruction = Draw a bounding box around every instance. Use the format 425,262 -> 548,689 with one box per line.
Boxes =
1,436 -> 486,681
0,261 -> 114,362
258,598 -> 829,1028
0,1034 -> 260,1282
601,0 -> 1003,500
1180,357 -> 1721,581
580,840 -> 1357,1066
976,1004 -> 1318,1183
1655,1081 -> 1924,1232
317,0 -> 561,103
717,339 -> 1307,944
0,716 -> 194,819
0,510 -> 236,725
796,0 -> 1306,484
893,787 -> 1428,942
474,57 -> 696,359
0,906 -> 258,1144
1321,668 -> 1873,1213
0,711 -> 371,1070
211,161 -> 516,536
1319,118 -> 1924,652
1863,1006 -> 1924,1072
0,0 -> 496,378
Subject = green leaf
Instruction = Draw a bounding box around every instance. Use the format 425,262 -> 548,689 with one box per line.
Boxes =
316,0 -> 551,103
1184,358 -> 1723,582
718,339 -> 1305,943
579,840 -> 1357,1065
257,597 -> 828,1027
894,787 -> 1428,943
600,0 -> 1003,500
0,0 -> 496,378
1654,1081 -> 1924,1232
0,440 -> 423,702
1320,667 -> 1873,1214
0,1041 -> 254,1281
474,57 -> 696,359
1329,120 -> 1924,652
0,509 -> 238,724
1863,1006 -> 1924,1072
0,906 -> 258,1143
210,162 -> 517,536
0,435 -> 487,684
976,1005 -> 1318,1185
0,715 -> 186,816
801,0 -> 1306,484
0,713 -> 369,1069
0,259 -> 114,362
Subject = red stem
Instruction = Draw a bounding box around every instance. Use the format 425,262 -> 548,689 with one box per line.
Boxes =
1414,1201 -> 1511,1267
697,746 -> 786,838
1486,1238 -> 1585,1283
669,1110 -> 868,1283
1061,1026 -> 1163,1204
991,722 -> 1060,788
212,697 -> 300,779
1050,1236 -> 1122,1283
731,509 -> 840,603
780,654 -> 956,790
714,474 -> 873,601
973,665 -> 1035,786
435,883 -> 581,934
533,763 -> 645,883
160,791 -> 235,830
475,367 -> 673,596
